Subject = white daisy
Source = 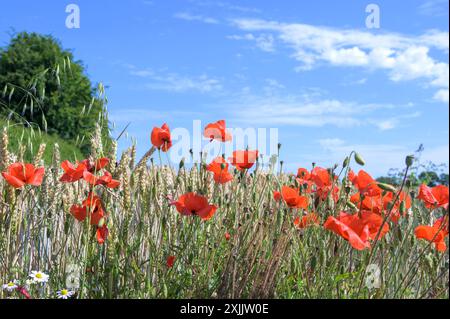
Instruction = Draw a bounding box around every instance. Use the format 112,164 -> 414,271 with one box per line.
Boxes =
2,280 -> 18,292
56,289 -> 75,299
29,270 -> 49,283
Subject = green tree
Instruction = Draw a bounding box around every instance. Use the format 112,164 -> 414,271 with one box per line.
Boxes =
0,32 -> 109,155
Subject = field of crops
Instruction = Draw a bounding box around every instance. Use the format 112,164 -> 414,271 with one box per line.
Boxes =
0,121 -> 448,299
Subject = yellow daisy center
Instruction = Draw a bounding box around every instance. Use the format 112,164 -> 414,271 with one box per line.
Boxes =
36,273 -> 43,279
7,282 -> 14,287
61,289 -> 68,295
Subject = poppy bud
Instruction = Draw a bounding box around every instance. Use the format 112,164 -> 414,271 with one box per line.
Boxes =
377,183 -> 397,193
354,152 -> 365,166
405,155 -> 414,168
346,201 -> 357,211
220,163 -> 226,170
179,158 -> 185,169
97,217 -> 105,228
343,156 -> 350,168
278,143 -> 282,150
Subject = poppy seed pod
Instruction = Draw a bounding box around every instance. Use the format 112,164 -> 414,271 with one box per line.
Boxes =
179,158 -> 185,169
354,152 -> 365,166
346,200 -> 358,211
378,183 -> 397,193
405,155 -> 414,168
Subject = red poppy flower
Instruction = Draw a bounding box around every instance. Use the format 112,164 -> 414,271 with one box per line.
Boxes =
228,150 -> 259,171
1,163 -> 44,188
206,157 -> 233,184
311,167 -> 332,188
60,160 -> 87,182
310,167 -> 338,200
324,211 -> 389,250
70,193 -> 106,226
225,232 -> 231,241
96,224 -> 109,244
296,168 -> 310,180
172,192 -> 217,221
167,255 -> 176,268
324,213 -> 371,250
353,211 -> 390,240
60,158 -> 110,183
294,213 -> 320,229
151,123 -> 172,152
415,216 -> 449,252
273,191 -> 282,201
83,170 -> 120,188
281,186 -> 309,209
383,191 -> 411,223
417,184 -> 449,210
350,192 -> 383,215
204,120 -> 232,142
349,170 -> 382,197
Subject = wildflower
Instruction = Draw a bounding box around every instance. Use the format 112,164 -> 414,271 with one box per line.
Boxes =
83,170 -> 120,188
70,193 -> 106,226
281,186 -> 309,209
2,281 -> 18,292
167,255 -> 176,268
348,170 -> 382,197
225,232 -> 231,241
206,157 -> 233,184
204,120 -> 232,142
273,191 -> 282,201
56,289 -> 75,299
294,213 -> 320,229
65,264 -> 81,290
60,160 -> 88,182
324,212 -> 389,250
417,184 -> 449,210
151,123 -> 172,152
1,163 -> 44,188
228,150 -> 259,171
172,192 -> 217,221
29,271 -> 49,283
296,168 -> 310,180
96,224 -> 109,244
310,167 -> 339,201
415,216 -> 449,252
60,158 -> 110,183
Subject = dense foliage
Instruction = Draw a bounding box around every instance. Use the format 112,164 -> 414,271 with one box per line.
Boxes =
0,32 -> 109,155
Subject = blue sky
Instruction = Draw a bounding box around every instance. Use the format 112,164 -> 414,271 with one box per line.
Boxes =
1,0 -> 448,176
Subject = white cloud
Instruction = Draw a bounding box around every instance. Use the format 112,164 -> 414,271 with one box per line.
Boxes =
144,73 -> 222,93
221,90 -> 412,129
227,33 -> 275,52
418,0 -> 449,17
434,89 -> 449,102
174,12 -> 219,24
126,65 -> 222,93
230,18 -> 449,102
370,111 -> 421,131
190,0 -> 261,13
